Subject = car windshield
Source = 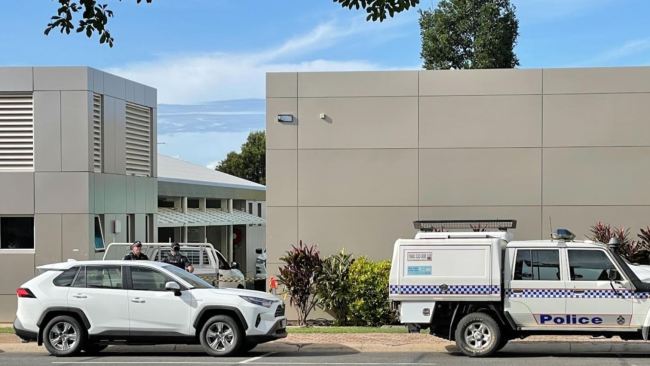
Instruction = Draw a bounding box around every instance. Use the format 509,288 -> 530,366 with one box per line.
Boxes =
162,264 -> 214,289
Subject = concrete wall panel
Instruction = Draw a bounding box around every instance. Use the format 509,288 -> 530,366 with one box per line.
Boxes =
419,95 -> 542,148
104,174 -> 127,213
298,97 -> 418,149
298,149 -> 418,206
62,214 -> 91,260
61,91 -> 91,171
34,214 -> 62,266
35,173 -> 90,214
544,67 -> 650,94
266,150 -> 297,206
0,67 -> 33,91
419,69 -> 542,96
542,206 -> 650,242
266,98 -> 297,149
266,207 -> 297,264
103,72 -> 125,99
419,148 -> 542,206
0,253 -> 34,294
419,206 -> 542,240
34,67 -> 90,91
299,71 -> 418,97
266,73 -> 297,98
543,147 -> 650,206
0,173 -> 34,214
544,93 -> 650,147
298,206 -> 418,259
34,91 -> 62,171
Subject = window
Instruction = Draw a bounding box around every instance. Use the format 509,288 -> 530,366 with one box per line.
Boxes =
0,217 -> 34,249
72,267 -> 86,288
514,249 -> 560,281
162,264 -> 213,289
568,250 -> 620,281
86,266 -> 122,289
158,198 -> 175,208
0,94 -> 33,171
188,199 -> 200,209
248,203 -> 253,214
94,215 -> 105,251
131,267 -> 170,291
145,214 -> 153,242
206,199 -> 221,209
257,203 -> 262,218
126,214 -> 135,242
53,267 -> 79,287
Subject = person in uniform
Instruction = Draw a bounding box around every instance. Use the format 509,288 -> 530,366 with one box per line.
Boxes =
123,241 -> 149,260
163,242 -> 194,273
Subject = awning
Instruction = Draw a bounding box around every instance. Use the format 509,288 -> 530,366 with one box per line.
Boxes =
157,208 -> 265,227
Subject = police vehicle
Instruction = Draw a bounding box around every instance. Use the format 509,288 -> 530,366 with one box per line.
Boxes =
389,219 -> 650,357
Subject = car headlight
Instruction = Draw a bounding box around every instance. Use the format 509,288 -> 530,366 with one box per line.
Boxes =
240,296 -> 275,308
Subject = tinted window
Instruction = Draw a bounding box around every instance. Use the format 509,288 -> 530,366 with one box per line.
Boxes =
1,217 -> 34,249
72,267 -> 86,288
131,267 -> 169,291
514,250 -> 560,281
53,267 -> 79,287
568,250 -> 620,281
86,266 -> 122,289
162,264 -> 214,289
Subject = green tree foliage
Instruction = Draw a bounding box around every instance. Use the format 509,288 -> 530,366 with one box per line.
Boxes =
348,257 -> 395,326
216,131 -> 265,185
46,0 -> 417,47
334,0 -> 419,21
316,250 -> 355,325
420,0 -> 519,70
278,241 -> 323,326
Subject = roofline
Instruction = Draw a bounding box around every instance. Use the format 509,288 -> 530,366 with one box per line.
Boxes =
157,176 -> 266,191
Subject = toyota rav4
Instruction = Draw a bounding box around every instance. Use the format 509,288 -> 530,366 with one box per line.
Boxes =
13,260 -> 286,357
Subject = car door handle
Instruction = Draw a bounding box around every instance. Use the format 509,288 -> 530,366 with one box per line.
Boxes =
573,289 -> 585,294
131,298 -> 145,303
510,289 -> 523,293
72,294 -> 87,299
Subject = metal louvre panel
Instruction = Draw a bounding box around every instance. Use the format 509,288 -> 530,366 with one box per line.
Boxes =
125,102 -> 151,176
0,94 -> 33,170
92,93 -> 102,173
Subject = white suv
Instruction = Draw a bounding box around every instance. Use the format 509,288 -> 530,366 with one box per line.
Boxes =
13,260 -> 287,357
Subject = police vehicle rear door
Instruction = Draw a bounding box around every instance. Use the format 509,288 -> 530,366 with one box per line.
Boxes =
506,248 -> 566,327
565,248 -> 635,329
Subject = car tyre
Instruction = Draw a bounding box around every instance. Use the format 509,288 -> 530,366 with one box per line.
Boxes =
200,315 -> 243,357
43,315 -> 85,357
454,312 -> 501,357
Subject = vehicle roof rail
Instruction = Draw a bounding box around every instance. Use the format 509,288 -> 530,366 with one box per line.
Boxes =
414,219 -> 517,232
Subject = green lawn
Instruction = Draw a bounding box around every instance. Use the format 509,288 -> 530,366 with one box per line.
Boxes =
287,326 -> 407,334
0,327 -> 14,334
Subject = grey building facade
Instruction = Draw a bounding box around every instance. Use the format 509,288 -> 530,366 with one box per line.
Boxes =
265,67 -> 650,278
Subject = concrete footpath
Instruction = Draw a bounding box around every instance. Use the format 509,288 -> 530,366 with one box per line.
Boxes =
5,332 -> 650,355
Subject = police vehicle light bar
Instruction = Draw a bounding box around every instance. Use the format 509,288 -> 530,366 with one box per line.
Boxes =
414,219 -> 517,232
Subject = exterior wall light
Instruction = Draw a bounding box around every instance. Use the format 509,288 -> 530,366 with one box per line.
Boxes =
277,114 -> 294,123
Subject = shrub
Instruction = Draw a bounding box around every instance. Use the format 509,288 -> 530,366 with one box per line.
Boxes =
316,250 -> 354,325
278,241 -> 322,326
348,257 -> 396,326
589,222 -> 650,264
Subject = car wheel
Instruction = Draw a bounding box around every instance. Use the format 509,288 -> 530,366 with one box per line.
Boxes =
454,312 -> 501,357
83,343 -> 108,354
43,315 -> 85,356
200,315 -> 243,357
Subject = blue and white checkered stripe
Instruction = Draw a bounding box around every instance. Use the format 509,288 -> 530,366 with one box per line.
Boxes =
506,289 -> 650,299
390,284 -> 500,295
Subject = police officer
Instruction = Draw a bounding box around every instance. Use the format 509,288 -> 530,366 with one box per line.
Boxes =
163,243 -> 194,273
123,241 -> 149,260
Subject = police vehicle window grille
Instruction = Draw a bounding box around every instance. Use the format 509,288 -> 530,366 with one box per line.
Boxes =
131,267 -> 169,291
125,102 -> 152,176
514,249 -> 560,281
568,250 -> 620,281
53,267 -> 79,287
0,94 -> 34,171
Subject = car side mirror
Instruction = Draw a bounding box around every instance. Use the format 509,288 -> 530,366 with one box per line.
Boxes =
231,261 -> 240,270
165,281 -> 182,296
607,269 -> 619,282
255,248 -> 263,254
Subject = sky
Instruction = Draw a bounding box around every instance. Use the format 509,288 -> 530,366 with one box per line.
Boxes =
2,0 -> 650,167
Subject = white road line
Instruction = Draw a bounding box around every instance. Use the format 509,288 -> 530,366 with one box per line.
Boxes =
239,352 -> 274,364
52,362 -> 437,365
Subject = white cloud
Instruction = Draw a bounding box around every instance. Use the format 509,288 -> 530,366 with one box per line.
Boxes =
571,38 -> 650,67
107,17 -> 409,104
